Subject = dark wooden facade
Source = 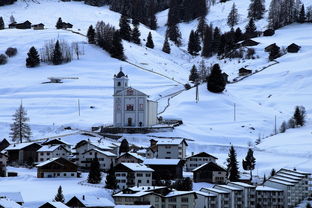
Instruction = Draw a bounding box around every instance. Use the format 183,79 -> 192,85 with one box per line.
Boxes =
15,21 -> 32,29
287,43 -> 301,53
32,23 -> 45,30
0,139 -> 10,151
146,160 -> 184,180
241,39 -> 259,47
37,157 -> 78,178
193,162 -> 227,184
7,143 -> 41,165
263,29 -> 275,36
116,152 -> 143,164
239,68 -> 252,76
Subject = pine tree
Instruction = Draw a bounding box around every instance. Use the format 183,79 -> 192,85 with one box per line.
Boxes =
279,121 -> 287,133
132,18 -> 140,27
234,27 -> 243,42
162,37 -> 171,54
207,64 -> 226,93
226,145 -> 240,182
212,27 -> 221,54
306,202 -> 312,208
202,25 -> 213,57
166,24 -> 182,46
245,18 -> 257,38
293,106 -> 306,127
150,13 -> 158,30
119,14 -> 132,41
0,17 -> 4,30
105,163 -> 117,190
54,186 -> 65,203
131,25 -> 141,45
10,103 -> 32,143
146,32 -> 154,49
52,40 -> 63,65
188,30 -> 196,55
88,157 -> 102,184
110,30 -> 125,60
189,65 -> 199,83
298,5 -> 306,23
270,168 -> 276,176
248,0 -> 265,20
263,174 -> 267,183
87,25 -> 95,44
227,3 -> 239,28
26,46 -> 40,68
56,17 -> 63,29
196,15 -> 206,39
119,139 -> 129,155
242,148 -> 256,180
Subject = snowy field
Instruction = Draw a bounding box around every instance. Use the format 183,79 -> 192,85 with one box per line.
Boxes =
0,0 -> 312,201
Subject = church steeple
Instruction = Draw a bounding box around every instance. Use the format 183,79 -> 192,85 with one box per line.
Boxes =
114,67 -> 128,94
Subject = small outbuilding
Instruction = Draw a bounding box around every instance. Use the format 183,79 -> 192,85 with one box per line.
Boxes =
15,21 -> 32,29
263,29 -> 275,36
239,68 -> 252,76
240,39 -> 259,47
32,23 -> 45,30
287,43 -> 301,53
265,43 -> 280,53
61,22 -> 73,29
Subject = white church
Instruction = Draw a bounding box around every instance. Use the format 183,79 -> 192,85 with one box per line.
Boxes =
113,69 -> 158,128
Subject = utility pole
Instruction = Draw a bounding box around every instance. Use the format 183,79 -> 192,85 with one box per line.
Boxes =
78,99 -> 81,116
274,115 -> 277,135
234,103 -> 236,121
195,85 -> 199,103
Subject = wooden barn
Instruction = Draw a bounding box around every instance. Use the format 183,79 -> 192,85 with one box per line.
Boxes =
240,39 -> 259,47
192,162 -> 227,184
265,43 -> 279,53
263,29 -> 275,36
32,23 -> 45,30
61,22 -> 73,29
144,159 -> 184,180
239,68 -> 252,76
287,43 -> 301,53
5,142 -> 41,165
15,21 -> 32,29
36,157 -> 78,178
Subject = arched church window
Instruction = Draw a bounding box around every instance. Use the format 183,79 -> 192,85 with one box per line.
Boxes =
117,82 -> 121,86
126,105 -> 134,111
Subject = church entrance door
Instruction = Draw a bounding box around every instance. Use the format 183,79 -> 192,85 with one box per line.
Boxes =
127,118 -> 132,126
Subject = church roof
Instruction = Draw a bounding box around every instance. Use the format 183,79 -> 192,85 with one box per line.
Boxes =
115,70 -> 127,78
114,87 -> 148,97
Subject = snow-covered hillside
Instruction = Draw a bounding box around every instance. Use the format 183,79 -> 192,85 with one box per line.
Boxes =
0,0 -> 312,185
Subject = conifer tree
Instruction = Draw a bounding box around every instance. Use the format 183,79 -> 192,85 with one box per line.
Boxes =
162,37 -> 171,54
132,18 -> 140,27
306,202 -> 312,208
87,25 -> 95,44
227,3 -> 239,28
279,121 -> 287,133
212,27 -> 221,54
166,23 -> 182,46
88,157 -> 102,184
245,18 -> 257,38
119,14 -> 132,41
150,13 -> 158,30
196,15 -> 206,39
146,32 -> 154,49
270,168 -> 276,176
188,30 -> 196,55
293,106 -> 306,127
119,139 -> 129,155
226,145 -> 240,182
298,5 -> 306,23
0,17 -> 4,30
248,0 -> 265,20
202,25 -> 213,57
10,103 -> 32,143
189,65 -> 199,83
131,25 -> 141,45
105,163 -> 117,190
26,46 -> 40,68
52,40 -> 63,65
110,30 -> 125,60
207,64 -> 226,93
54,186 -> 65,203
242,148 -> 256,180
234,27 -> 243,42
56,17 -> 63,29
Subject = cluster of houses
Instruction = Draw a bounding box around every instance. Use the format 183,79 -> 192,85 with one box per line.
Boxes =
6,20 -> 73,30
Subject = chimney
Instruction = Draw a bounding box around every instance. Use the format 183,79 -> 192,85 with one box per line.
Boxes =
82,195 -> 85,200
191,152 -> 194,156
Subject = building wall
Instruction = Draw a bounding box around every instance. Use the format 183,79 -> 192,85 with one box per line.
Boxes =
38,147 -> 70,162
0,154 -> 7,166
212,171 -> 227,184
256,190 -> 284,208
147,100 -> 158,127
81,149 -> 115,171
195,194 -> 217,208
39,171 -> 78,178
115,171 -> 153,190
263,181 -> 291,208
157,145 -> 179,159
185,156 -> 217,171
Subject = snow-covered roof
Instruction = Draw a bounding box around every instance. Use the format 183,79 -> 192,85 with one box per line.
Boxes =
120,163 -> 154,172
153,138 -> 185,145
113,191 -> 151,197
272,176 -> 299,183
5,142 -> 37,151
0,198 -> 22,208
200,188 -> 229,194
267,179 -> 295,186
256,186 -> 283,192
115,205 -> 153,208
165,190 -> 196,198
37,145 -> 65,152
192,162 -> 226,172
136,149 -> 146,154
276,173 -> 302,180
214,185 -> 243,191
41,202 -> 70,208
228,182 -> 255,188
128,186 -> 166,192
279,170 -> 306,178
144,159 -> 181,166
0,192 -> 24,203
119,152 -> 144,161
281,168 -> 311,175
36,158 -> 60,167
83,148 -> 116,157
186,152 -> 218,159
196,191 -> 217,197
68,195 -> 115,207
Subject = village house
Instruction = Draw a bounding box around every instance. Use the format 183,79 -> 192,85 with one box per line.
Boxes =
195,191 -> 217,208
144,159 -> 184,180
81,148 -> 116,171
0,192 -> 24,205
0,198 -> 22,208
240,39 -> 259,47
37,145 -> 71,162
227,182 -> 256,208
114,163 -> 154,189
32,23 -> 45,30
5,142 -> 42,165
66,195 -> 115,208
185,152 -> 218,171
239,68 -> 252,76
0,139 -> 10,151
214,184 -> 244,208
287,43 -> 301,53
10,20 -> 32,29
147,138 -> 188,159
41,138 -> 71,151
38,202 -> 70,208
116,152 -> 144,164
199,187 -> 230,208
192,162 -> 227,184
113,186 -> 197,208
61,22 -> 73,29
263,29 -> 275,36
265,43 -> 280,53
113,70 -> 158,128
36,157 -> 79,178
255,185 -> 284,208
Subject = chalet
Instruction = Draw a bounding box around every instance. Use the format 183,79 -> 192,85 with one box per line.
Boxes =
36,157 -> 79,178
114,163 -> 154,189
0,198 -> 21,208
185,152 -> 218,171
265,43 -> 279,53
38,202 -> 70,208
116,152 -> 144,164
80,148 -> 116,171
15,21 -> 32,29
41,138 -> 71,150
66,195 -> 115,208
147,138 -> 188,159
0,192 -> 24,205
5,142 -> 42,165
239,68 -> 252,76
144,159 -> 184,180
240,39 -> 259,47
200,188 -> 230,208
32,23 -> 45,30
61,22 -> 73,29
256,186 -> 284,208
263,29 -> 275,36
0,139 -> 10,151
287,43 -> 301,53
113,186 -> 197,208
8,22 -> 17,29
37,145 -> 71,162
192,162 -> 227,184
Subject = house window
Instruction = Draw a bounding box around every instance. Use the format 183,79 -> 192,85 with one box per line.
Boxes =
137,173 -> 143,177
57,173 -> 60,176
181,197 -> 188,202
138,180 -> 142,183
47,153 -> 50,156
166,152 -> 171,154
139,103 -> 144,110
146,173 -> 151,177
40,153 -> 44,156
126,105 -> 134,111
71,173 -> 75,176
127,89 -> 134,95
64,173 -> 67,176
168,198 -> 176,202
